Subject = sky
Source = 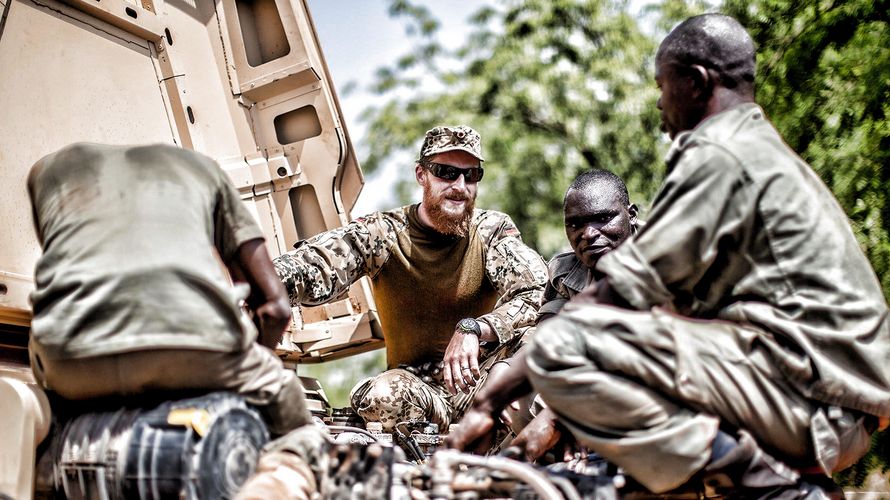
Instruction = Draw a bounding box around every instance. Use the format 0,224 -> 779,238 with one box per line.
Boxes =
306,1 -> 483,217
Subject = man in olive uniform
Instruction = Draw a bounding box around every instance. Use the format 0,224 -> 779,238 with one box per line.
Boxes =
274,125 -> 547,432
449,14 -> 889,498
506,168 -> 640,461
27,143 -> 311,436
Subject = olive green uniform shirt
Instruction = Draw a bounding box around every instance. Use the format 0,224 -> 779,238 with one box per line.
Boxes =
28,143 -> 263,360
537,252 -> 592,321
274,205 -> 547,368
597,103 -> 890,416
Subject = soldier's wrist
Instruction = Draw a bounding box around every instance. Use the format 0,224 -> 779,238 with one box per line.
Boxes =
456,317 -> 482,337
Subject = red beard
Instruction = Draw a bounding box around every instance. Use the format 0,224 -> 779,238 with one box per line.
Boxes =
422,184 -> 475,237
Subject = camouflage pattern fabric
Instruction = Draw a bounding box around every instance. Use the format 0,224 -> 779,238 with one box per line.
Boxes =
274,206 -> 546,345
349,334 -> 525,433
349,368 -> 451,433
417,125 -> 484,162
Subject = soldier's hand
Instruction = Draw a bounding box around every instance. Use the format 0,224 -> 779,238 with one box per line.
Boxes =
256,296 -> 292,349
445,406 -> 497,453
510,408 -> 562,462
443,331 -> 481,395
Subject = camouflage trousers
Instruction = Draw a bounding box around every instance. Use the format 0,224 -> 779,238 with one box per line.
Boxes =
350,336 -> 525,433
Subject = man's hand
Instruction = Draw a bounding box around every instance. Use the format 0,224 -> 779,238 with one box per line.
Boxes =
445,405 -> 497,453
255,296 -> 292,349
510,408 -> 562,462
231,238 -> 292,350
442,330 -> 481,395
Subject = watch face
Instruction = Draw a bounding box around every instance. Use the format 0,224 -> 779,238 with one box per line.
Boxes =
458,318 -> 479,335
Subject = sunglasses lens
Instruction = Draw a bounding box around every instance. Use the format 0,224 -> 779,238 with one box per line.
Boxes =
426,162 -> 483,183
438,165 -> 462,181
467,167 -> 484,182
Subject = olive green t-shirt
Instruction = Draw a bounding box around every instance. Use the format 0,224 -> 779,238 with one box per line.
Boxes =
27,143 -> 263,360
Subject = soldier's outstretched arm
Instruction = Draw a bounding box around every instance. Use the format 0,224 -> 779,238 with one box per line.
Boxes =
273,212 -> 401,306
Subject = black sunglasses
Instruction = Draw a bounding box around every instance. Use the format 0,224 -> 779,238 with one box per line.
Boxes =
422,161 -> 484,183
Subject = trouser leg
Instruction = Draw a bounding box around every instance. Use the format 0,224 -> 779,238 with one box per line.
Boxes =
32,345 -> 312,435
525,304 -> 870,493
350,368 -> 451,432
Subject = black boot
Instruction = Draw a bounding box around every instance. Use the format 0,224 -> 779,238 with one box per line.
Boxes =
702,431 -> 843,500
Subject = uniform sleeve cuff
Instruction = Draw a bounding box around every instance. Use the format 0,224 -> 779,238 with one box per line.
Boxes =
596,240 -> 673,310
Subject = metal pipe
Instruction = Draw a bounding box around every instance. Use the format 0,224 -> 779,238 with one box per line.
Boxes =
326,425 -> 381,442
431,450 -> 566,500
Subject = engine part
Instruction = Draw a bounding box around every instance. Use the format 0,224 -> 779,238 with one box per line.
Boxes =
37,392 -> 268,500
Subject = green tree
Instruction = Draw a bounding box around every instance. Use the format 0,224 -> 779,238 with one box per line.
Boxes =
721,0 -> 890,486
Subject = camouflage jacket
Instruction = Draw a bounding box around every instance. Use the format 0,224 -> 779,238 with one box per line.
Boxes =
274,205 -> 548,344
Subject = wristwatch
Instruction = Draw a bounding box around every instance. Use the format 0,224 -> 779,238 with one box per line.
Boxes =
457,317 -> 482,337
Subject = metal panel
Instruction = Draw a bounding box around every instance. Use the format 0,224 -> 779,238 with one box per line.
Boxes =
0,0 -> 176,323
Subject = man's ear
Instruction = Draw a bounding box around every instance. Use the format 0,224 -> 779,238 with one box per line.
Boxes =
627,203 -> 640,233
689,64 -> 713,97
627,203 -> 639,221
415,163 -> 426,184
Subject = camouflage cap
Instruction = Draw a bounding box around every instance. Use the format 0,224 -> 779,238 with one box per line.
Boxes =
417,125 -> 484,162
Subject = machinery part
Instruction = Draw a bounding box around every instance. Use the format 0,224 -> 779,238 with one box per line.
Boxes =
430,449 -> 567,500
38,392 -> 268,500
323,442 -> 399,499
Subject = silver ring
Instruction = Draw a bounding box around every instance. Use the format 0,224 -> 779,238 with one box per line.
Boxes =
462,366 -> 470,371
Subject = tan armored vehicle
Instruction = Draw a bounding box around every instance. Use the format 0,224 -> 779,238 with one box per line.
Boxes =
0,0 -> 385,496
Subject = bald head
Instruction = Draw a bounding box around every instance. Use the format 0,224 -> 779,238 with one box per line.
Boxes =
564,169 -> 629,208
657,14 -> 756,95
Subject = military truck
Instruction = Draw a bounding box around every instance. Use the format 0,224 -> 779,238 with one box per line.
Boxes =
0,0 -> 388,496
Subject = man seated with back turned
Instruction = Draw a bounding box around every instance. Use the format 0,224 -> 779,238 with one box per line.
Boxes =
504,168 -> 640,461
449,14 -> 890,498
27,143 -> 311,437
274,125 -> 548,432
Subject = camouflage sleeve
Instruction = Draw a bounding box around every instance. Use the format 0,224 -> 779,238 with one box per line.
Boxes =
273,210 -> 404,306
476,211 -> 548,344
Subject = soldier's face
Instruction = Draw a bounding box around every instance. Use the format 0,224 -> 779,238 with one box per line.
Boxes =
417,150 -> 479,236
564,184 -> 635,269
655,58 -> 707,139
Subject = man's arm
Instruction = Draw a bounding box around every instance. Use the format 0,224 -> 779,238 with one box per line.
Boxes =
273,211 -> 402,306
442,212 -> 547,394
229,239 -> 292,349
478,212 -> 548,341
595,143 -> 755,312
446,349 -> 535,452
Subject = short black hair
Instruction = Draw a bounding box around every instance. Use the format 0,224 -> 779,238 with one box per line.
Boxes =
656,14 -> 756,93
565,169 -> 630,207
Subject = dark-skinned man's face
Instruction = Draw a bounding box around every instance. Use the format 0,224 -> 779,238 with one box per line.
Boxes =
564,183 -> 635,269
655,57 -> 708,139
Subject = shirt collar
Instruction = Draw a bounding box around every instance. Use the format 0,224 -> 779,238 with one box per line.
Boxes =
664,103 -> 763,170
